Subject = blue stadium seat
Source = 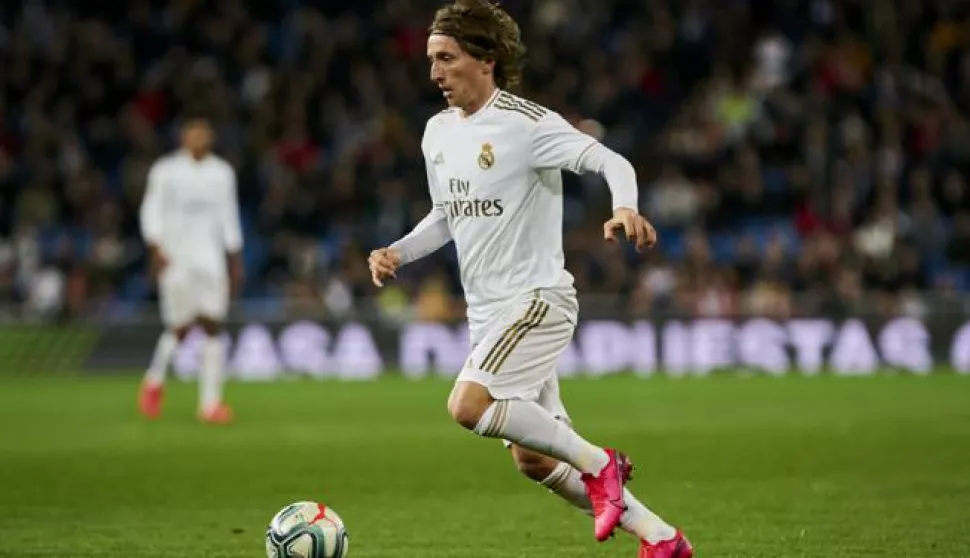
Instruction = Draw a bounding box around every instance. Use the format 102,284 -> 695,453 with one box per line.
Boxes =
121,274 -> 151,301
710,232 -> 736,263
762,167 -> 789,194
657,228 -> 686,260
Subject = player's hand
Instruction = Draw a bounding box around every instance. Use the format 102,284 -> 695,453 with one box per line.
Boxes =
368,247 -> 401,288
603,208 -> 658,252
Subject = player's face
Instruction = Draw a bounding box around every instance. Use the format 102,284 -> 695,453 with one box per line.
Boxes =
427,34 -> 493,109
181,121 -> 213,156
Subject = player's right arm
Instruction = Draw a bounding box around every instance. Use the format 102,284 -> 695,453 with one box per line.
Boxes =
369,154 -> 452,287
139,160 -> 168,280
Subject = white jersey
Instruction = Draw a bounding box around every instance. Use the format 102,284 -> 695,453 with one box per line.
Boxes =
139,150 -> 243,278
409,89 -> 638,334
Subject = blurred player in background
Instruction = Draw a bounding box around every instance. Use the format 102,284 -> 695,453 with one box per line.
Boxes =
368,1 -> 692,557
137,115 -> 244,425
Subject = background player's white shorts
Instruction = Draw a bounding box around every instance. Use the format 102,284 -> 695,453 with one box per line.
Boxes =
158,267 -> 229,328
457,290 -> 575,423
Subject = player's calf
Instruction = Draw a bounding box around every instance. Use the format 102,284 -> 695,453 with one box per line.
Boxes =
510,444 -> 559,482
139,325 -> 191,419
453,380 -> 611,476
195,315 -> 231,421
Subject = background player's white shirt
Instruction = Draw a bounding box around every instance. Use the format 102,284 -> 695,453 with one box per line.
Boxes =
139,150 -> 243,278
416,89 -> 635,335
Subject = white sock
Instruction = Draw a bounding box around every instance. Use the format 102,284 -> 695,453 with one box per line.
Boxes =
540,461 -> 593,515
144,331 -> 177,386
474,400 -> 609,475
200,336 -> 225,412
540,462 -> 678,544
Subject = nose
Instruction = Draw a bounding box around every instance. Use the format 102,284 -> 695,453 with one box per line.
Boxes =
430,62 -> 444,83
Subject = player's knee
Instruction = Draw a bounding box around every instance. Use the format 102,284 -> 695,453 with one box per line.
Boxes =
511,446 -> 557,482
447,383 -> 492,431
447,396 -> 485,430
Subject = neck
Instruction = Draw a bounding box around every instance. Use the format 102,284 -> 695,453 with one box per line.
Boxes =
188,149 -> 207,160
460,84 -> 498,118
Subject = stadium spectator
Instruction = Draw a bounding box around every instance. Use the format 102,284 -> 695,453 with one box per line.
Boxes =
0,0 -> 968,321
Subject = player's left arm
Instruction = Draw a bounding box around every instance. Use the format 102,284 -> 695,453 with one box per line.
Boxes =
221,166 -> 245,296
530,112 -> 657,251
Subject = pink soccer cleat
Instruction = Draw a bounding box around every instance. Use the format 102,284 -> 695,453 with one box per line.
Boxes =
199,403 -> 234,424
582,448 -> 633,541
638,531 -> 694,558
138,381 -> 164,419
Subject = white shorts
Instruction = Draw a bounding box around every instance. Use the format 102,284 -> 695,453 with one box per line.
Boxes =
159,267 -> 229,328
457,290 -> 575,419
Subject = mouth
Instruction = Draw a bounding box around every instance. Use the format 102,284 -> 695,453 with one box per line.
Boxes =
440,85 -> 453,99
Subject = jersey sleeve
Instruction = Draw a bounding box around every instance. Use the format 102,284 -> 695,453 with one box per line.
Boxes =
530,112 -> 639,211
221,166 -> 244,252
139,161 -> 165,245
529,111 -> 599,173
389,151 -> 452,265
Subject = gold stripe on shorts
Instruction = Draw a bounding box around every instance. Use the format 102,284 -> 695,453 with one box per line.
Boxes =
482,300 -> 546,374
491,302 -> 550,374
479,299 -> 540,372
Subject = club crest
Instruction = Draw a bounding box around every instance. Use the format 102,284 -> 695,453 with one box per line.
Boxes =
478,143 -> 495,170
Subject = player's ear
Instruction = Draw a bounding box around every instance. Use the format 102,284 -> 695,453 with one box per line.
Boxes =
481,57 -> 495,76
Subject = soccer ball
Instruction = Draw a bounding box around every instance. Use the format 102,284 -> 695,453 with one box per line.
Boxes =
265,501 -> 349,558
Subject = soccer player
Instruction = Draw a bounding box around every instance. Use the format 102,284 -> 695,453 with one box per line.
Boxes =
137,115 -> 244,425
367,1 -> 693,557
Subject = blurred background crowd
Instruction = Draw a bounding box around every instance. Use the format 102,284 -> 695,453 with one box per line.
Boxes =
1,0 -> 969,323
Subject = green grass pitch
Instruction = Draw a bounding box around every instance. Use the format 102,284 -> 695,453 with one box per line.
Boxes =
0,373 -> 968,558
